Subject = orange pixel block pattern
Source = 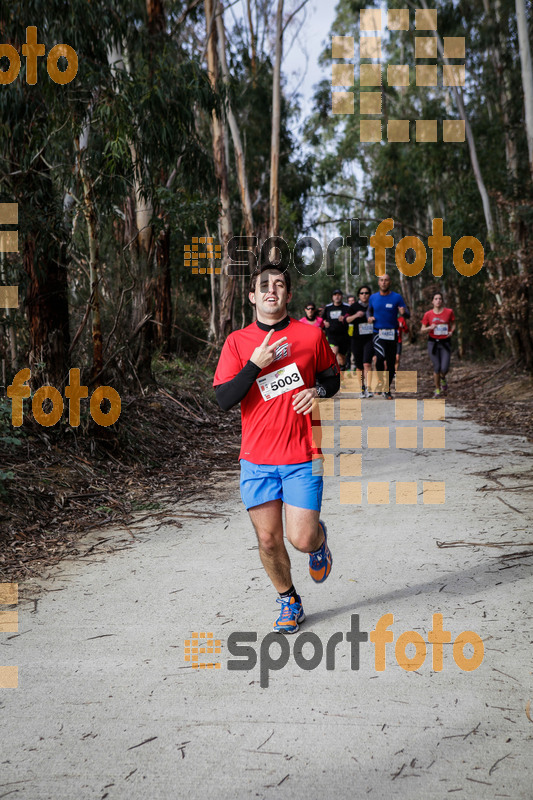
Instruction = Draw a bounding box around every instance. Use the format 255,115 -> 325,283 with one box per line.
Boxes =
184,631 -> 222,669
184,237 -> 222,275
0,583 -> 18,688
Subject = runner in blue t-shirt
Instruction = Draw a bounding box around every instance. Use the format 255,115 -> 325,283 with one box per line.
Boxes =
368,274 -> 410,398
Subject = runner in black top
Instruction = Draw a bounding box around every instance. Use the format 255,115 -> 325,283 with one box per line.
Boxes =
322,289 -> 350,370
346,285 -> 374,397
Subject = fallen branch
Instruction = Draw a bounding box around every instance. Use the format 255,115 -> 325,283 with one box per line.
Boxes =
158,387 -> 204,423
437,540 -> 533,548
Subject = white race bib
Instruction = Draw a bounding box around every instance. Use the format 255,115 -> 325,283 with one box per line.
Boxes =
433,324 -> 448,336
329,310 -> 342,320
379,328 -> 395,341
257,362 -> 305,401
358,322 -> 373,335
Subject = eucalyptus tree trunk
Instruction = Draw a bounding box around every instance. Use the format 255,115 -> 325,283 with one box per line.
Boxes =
516,0 -> 533,181
23,158 -> 70,388
108,43 -> 155,389
216,3 -> 254,242
269,0 -> 283,238
419,0 -> 495,247
246,0 -> 257,84
205,0 -> 236,340
77,134 -> 103,381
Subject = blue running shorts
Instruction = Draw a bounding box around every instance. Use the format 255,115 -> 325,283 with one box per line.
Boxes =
240,460 -> 324,511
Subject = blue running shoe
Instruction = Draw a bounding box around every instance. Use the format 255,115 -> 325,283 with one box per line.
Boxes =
273,595 -> 305,634
309,521 -> 332,583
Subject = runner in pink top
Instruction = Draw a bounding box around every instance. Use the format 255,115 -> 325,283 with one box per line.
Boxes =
300,302 -> 325,329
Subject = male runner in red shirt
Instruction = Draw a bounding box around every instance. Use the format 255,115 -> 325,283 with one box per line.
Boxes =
214,264 -> 340,633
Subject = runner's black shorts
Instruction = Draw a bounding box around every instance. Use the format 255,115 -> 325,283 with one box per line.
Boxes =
351,335 -> 373,369
327,333 -> 350,356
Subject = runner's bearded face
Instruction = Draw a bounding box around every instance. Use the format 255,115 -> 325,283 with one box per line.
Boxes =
250,269 -> 290,322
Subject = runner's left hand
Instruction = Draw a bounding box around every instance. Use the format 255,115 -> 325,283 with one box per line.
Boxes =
292,388 -> 317,415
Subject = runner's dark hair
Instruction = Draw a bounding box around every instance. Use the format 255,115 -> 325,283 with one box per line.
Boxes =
249,263 -> 291,295
357,284 -> 372,295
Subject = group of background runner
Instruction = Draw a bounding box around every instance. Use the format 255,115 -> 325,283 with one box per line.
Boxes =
299,279 -> 455,399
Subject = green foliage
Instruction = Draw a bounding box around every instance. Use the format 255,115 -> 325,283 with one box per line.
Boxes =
303,0 -> 533,360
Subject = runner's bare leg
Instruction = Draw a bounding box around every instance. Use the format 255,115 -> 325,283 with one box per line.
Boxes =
284,504 -> 323,553
249,500 -> 292,592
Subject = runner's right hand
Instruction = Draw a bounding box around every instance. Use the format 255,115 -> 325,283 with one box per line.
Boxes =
250,330 -> 288,369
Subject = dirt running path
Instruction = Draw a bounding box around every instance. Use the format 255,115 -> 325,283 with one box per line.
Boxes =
2,393 -> 533,799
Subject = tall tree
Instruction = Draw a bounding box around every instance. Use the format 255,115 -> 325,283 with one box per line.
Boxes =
515,0 -> 533,181
205,0 -> 236,339
269,0 -> 284,238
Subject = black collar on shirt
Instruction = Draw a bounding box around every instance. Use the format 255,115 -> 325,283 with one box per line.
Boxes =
255,316 -> 291,332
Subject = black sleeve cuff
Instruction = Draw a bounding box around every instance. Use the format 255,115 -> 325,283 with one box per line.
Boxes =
215,360 -> 262,411
316,364 -> 340,398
